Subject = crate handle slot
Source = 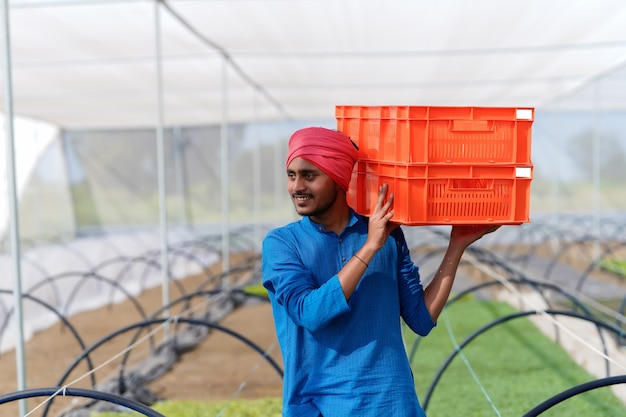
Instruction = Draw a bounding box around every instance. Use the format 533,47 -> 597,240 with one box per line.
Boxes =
449,120 -> 493,132
448,178 -> 494,190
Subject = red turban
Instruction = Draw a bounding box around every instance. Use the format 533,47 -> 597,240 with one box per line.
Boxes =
286,127 -> 359,191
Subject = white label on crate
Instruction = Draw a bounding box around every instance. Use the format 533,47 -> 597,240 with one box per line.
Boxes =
516,167 -> 532,178
516,109 -> 533,120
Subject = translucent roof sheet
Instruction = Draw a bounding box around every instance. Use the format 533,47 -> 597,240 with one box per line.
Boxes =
2,0 -> 626,128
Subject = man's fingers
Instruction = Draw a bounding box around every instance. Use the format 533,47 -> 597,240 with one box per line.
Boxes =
376,184 -> 388,207
383,192 -> 394,209
373,184 -> 392,218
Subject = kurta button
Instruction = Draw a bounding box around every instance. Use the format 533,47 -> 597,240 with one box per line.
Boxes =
342,257 -> 346,261
339,238 -> 343,242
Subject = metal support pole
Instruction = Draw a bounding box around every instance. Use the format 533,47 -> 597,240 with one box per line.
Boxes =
252,91 -> 262,250
154,1 -> 170,323
172,127 -> 190,227
592,83 -> 601,258
220,59 -> 230,277
1,1 -> 27,414
274,135 -> 283,222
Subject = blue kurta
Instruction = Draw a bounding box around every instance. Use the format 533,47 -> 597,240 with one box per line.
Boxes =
262,210 -> 435,417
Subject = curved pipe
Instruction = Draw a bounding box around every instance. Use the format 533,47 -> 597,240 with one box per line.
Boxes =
408,278 -> 595,365
575,240 -> 626,292
522,374 -> 626,417
115,288 -> 270,391
24,271 -> 148,324
543,236 -> 610,282
422,309 -> 626,411
0,290 -> 96,387
0,387 -> 166,417
46,317 -> 281,416
54,316 -> 283,388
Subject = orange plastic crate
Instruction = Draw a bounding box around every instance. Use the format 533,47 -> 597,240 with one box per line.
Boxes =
336,105 -> 534,165
347,163 -> 532,225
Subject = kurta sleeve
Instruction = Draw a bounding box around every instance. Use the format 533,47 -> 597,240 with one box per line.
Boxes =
262,228 -> 350,332
392,228 -> 436,336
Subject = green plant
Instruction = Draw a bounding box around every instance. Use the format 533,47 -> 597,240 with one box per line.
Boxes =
93,397 -> 282,417
599,259 -> 626,278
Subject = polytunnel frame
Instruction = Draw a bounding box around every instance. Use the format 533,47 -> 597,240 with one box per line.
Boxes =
0,235 -> 223,355
193,258 -> 262,294
86,254 -> 264,395
407,277 -> 596,365
0,289 -> 97,388
0,249 -> 263,405
0,0 -> 283,401
45,317 -> 282,417
42,255 -> 267,413
574,240 -> 626,292
2,0 -> 27,411
543,235 -> 612,282
0,387 -> 166,417
521,374 -> 626,417
421,309 -> 626,413
114,287 -> 271,395
499,222 -> 570,267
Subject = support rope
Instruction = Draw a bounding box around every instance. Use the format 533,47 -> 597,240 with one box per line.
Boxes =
442,312 -> 502,416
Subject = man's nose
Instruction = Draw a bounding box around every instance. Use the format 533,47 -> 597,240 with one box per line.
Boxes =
291,176 -> 306,192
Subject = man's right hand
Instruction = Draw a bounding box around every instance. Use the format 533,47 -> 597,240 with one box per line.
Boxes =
365,183 -> 398,252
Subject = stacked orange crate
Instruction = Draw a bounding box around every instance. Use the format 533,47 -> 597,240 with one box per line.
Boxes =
336,105 -> 534,225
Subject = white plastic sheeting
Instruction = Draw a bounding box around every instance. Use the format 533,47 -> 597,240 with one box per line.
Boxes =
0,114 -> 58,232
0,228 -> 218,353
3,0 -> 626,129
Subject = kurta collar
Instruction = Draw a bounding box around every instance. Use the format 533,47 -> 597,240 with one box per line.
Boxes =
303,209 -> 361,235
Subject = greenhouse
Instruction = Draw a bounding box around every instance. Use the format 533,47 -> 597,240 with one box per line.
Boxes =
1,0 -> 626,416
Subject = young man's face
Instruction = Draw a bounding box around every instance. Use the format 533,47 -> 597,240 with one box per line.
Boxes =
286,157 -> 340,217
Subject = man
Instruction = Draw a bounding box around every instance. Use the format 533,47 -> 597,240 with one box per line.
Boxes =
262,126 -> 498,416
